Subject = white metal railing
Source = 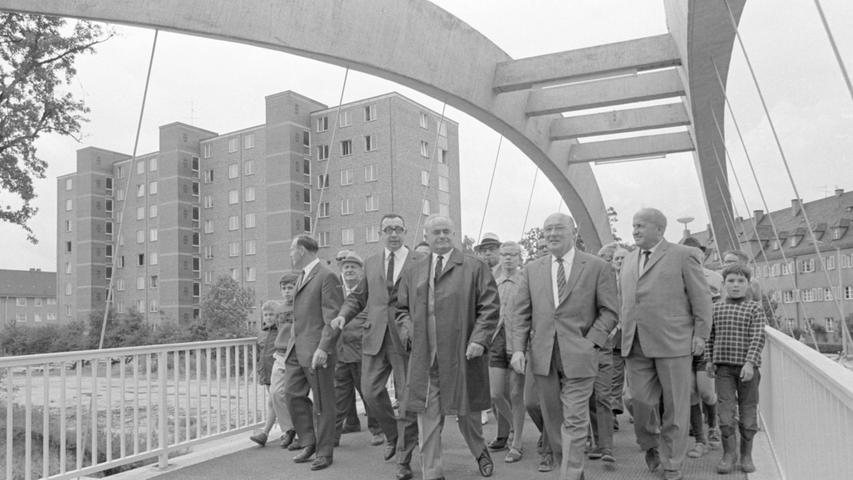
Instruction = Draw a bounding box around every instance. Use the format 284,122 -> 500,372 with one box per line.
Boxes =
760,326 -> 853,480
0,338 -> 263,480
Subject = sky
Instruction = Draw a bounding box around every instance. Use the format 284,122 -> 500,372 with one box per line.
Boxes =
3,0 -> 853,271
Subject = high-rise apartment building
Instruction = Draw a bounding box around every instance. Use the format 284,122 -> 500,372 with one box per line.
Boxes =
58,90 -> 460,325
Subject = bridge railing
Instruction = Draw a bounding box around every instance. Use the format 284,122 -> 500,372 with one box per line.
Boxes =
760,326 -> 853,479
0,338 -> 264,480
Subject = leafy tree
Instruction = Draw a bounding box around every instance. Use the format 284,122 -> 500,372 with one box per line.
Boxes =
462,235 -> 475,254
199,275 -> 256,334
606,206 -> 622,242
88,308 -> 152,349
520,227 -> 544,260
0,13 -> 112,242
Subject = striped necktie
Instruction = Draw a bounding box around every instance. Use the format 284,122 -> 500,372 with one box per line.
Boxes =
556,257 -> 568,303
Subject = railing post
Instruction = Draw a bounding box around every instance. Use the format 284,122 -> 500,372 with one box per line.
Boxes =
158,351 -> 169,469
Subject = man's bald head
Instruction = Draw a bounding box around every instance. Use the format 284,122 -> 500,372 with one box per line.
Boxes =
632,208 -> 667,250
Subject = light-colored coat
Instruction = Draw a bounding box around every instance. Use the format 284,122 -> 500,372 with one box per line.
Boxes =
509,250 -> 619,378
619,240 -> 712,358
284,262 -> 343,367
396,248 -> 499,415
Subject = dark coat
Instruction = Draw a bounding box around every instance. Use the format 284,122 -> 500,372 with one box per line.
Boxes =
284,261 -> 343,367
396,248 -> 499,415
336,283 -> 367,363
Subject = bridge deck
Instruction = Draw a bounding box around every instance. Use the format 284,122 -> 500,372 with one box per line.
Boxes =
149,412 -> 747,480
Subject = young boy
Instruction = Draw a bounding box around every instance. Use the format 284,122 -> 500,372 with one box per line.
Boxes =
268,272 -> 300,449
705,264 -> 766,474
249,299 -> 283,446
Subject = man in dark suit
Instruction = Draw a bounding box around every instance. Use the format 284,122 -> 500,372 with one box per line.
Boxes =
396,214 -> 500,480
509,213 -> 619,480
331,213 -> 422,480
619,208 -> 712,480
283,234 -> 343,471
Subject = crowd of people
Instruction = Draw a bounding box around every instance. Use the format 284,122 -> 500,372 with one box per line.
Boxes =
249,208 -> 766,480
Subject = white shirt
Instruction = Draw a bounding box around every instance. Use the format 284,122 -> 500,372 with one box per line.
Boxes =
431,251 -> 447,280
551,248 -> 576,308
638,238 -> 664,276
384,246 -> 409,284
301,258 -> 320,286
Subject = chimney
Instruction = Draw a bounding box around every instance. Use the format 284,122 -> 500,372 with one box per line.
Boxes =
791,198 -> 802,216
753,210 -> 764,223
836,188 -> 844,197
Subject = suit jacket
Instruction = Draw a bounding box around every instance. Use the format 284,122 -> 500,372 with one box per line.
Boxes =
338,249 -> 423,356
619,240 -> 712,358
509,250 -> 619,378
395,248 -> 499,415
285,262 -> 344,367
336,283 -> 367,363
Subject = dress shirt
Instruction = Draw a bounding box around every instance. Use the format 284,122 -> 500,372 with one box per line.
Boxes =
384,246 -> 409,284
551,248 -> 576,308
638,238 -> 664,276
431,252 -> 447,280
300,257 -> 320,286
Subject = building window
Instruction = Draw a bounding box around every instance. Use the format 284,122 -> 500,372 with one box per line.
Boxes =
245,239 -> 256,255
317,174 -> 329,189
827,255 -> 836,270
782,290 -> 793,303
15,297 -> 26,307
246,267 -> 256,282
116,278 -> 125,291
340,169 -> 353,186
117,188 -> 125,201
204,219 -> 214,234
136,206 -> 145,220
193,282 -> 200,298
203,143 -> 212,158
824,288 -> 833,301
304,215 -> 312,233
136,276 -> 145,290
65,178 -> 73,190
136,161 -> 145,175
149,299 -> 158,313
303,188 -> 311,206
243,160 -> 254,175
204,271 -> 214,285
150,252 -> 158,265
825,317 -> 836,332
33,298 -> 43,307
341,198 -> 353,215
316,116 -> 328,132
192,257 -> 200,271
203,245 -> 214,259
149,228 -> 158,242
845,286 -> 853,300
228,137 -> 239,153
228,189 -> 239,204
419,112 -> 429,129
150,158 -> 158,172
420,170 -> 429,186
365,164 -> 377,182
32,313 -> 42,323
65,199 -> 73,211
230,268 -> 239,281
802,259 -> 815,273
138,253 -> 145,266
438,120 -> 447,137
245,186 -> 256,202
228,215 -> 239,231
203,195 -> 213,209
438,176 -> 450,192
65,262 -> 72,274
339,110 -> 351,127
136,230 -> 144,243
228,163 -> 239,179
150,204 -> 158,218
318,202 -> 330,218
105,199 -> 113,213
229,241 -> 240,257
203,169 -> 214,183
16,313 -> 26,323
318,231 -> 329,247
439,149 -> 448,165
342,228 -> 355,245
789,236 -> 799,248
137,183 -> 145,197
64,283 -> 72,296
150,275 -> 159,288
364,135 -> 375,152
317,145 -> 330,161
105,245 -> 113,259
366,225 -> 379,243
245,213 -> 256,228
364,104 -> 376,122
66,241 -> 72,253
341,139 -> 352,156
420,141 -> 429,158
65,219 -> 73,232
422,199 -> 431,215
243,133 -> 255,149
365,194 -> 378,212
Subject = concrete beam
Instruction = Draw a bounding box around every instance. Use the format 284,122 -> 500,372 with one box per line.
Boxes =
494,34 -> 681,93
568,131 -> 694,164
550,103 -> 690,140
526,69 -> 685,116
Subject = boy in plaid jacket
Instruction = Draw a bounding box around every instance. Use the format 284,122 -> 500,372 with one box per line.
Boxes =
705,263 -> 766,474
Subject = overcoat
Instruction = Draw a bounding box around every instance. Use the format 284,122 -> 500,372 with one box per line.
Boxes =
336,283 -> 368,363
395,248 -> 499,415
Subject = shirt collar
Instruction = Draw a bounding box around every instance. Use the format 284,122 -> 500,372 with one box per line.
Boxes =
302,258 -> 320,277
551,247 -> 576,265
495,268 -> 519,283
385,246 -> 408,261
643,239 -> 664,254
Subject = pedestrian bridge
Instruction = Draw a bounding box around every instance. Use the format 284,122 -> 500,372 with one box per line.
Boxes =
1,327 -> 851,479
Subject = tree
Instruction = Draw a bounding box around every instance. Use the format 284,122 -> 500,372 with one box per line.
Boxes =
0,13 -> 112,242
462,235 -> 476,254
520,226 -> 544,260
606,206 -> 622,242
200,275 -> 256,334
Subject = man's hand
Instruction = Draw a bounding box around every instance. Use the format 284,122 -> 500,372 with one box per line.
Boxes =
311,349 -> 328,369
330,316 -> 345,330
740,362 -> 755,381
465,342 -> 485,360
510,351 -> 526,375
692,336 -> 705,356
706,362 -> 716,378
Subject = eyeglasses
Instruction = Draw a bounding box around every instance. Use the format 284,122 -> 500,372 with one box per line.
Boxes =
382,226 -> 406,234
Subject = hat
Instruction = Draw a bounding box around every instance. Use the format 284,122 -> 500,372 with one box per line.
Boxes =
475,232 -> 501,251
335,249 -> 352,262
340,251 -> 364,268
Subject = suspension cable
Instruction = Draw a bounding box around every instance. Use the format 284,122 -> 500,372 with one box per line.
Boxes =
714,178 -> 739,252
519,168 -> 539,239
814,0 -> 853,104
100,30 -> 159,349
312,68 -> 350,234
412,103 -> 448,244
476,136 -> 503,243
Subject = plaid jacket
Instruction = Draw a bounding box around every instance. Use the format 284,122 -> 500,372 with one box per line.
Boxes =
705,298 -> 766,367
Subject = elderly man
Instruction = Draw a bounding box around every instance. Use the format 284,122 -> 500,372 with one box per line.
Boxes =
283,234 -> 343,471
475,232 -> 502,270
397,214 -> 500,479
332,214 -> 423,480
620,208 -> 712,480
509,213 -> 619,480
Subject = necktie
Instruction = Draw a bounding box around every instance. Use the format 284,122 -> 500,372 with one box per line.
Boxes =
434,255 -> 444,284
556,257 -> 568,304
386,251 -> 395,292
642,250 -> 651,269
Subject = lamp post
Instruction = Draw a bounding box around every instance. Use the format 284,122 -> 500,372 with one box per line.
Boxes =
677,216 -> 695,239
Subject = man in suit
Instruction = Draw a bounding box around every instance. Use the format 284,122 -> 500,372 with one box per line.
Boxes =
509,213 -> 619,480
620,208 -> 712,480
283,234 -> 343,471
396,214 -> 500,480
331,214 -> 421,480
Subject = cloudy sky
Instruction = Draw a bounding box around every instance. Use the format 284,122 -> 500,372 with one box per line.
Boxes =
3,0 -> 853,271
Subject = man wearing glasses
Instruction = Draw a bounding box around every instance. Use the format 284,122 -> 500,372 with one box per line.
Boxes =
331,214 -> 423,480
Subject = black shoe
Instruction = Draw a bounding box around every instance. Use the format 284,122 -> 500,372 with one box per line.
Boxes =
293,445 -> 316,463
333,438 -> 340,447
371,433 -> 386,446
395,463 -> 413,480
310,456 -> 332,471
587,446 -> 603,459
279,429 -> 296,449
645,447 -> 661,472
476,449 -> 494,477
538,452 -> 555,472
487,437 -> 508,451
287,438 -> 303,451
384,443 -> 396,461
341,423 -> 361,434
249,432 -> 267,446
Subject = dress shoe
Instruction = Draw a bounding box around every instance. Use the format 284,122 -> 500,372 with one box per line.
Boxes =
663,469 -> 683,480
587,446 -> 603,459
487,437 -> 508,451
645,447 -> 661,472
310,456 -> 333,471
383,443 -> 396,461
537,453 -> 555,472
371,432 -> 386,446
279,429 -> 296,449
601,448 -> 615,466
476,449 -> 494,477
342,423 -> 361,434
293,445 -> 316,463
395,463 -> 413,480
249,431 -> 267,446
287,439 -> 303,451
333,438 -> 340,447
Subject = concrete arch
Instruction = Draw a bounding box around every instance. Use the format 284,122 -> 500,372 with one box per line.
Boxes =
0,0 -> 611,249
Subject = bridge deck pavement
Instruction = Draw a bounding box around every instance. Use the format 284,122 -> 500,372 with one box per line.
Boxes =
149,412 -> 752,480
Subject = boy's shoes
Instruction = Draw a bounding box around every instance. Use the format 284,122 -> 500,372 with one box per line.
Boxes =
279,429 -> 296,449
708,427 -> 722,448
601,448 -> 615,465
476,449 -> 494,477
371,433 -> 386,446
645,447 -> 661,472
249,432 -> 267,446
538,453 -> 555,472
587,446 -> 604,459
481,410 -> 490,425
487,437 -> 508,451
395,463 -> 413,480
687,442 -> 707,458
663,469 -> 683,480
504,447 -> 523,463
